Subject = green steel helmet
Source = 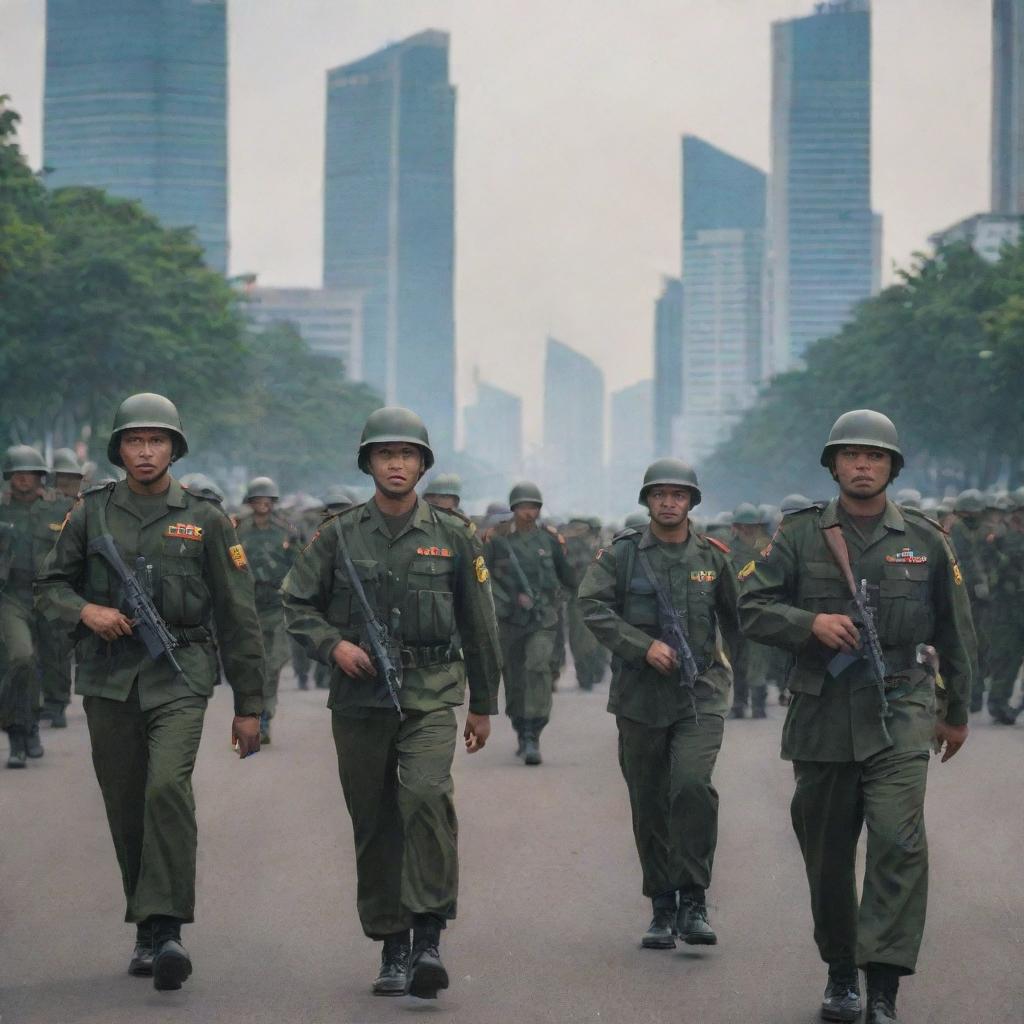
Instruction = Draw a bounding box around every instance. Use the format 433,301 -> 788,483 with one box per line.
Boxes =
820,409 -> 903,479
107,392 -> 188,467
895,487 -> 923,508
244,476 -> 280,502
324,484 -> 358,509
179,472 -> 224,502
638,458 -> 702,507
52,447 -> 84,476
780,493 -> 812,516
3,444 -> 48,480
984,490 -> 1008,511
357,406 -> 434,474
509,480 -> 543,508
423,472 -> 462,498
732,502 -> 766,526
954,488 -> 986,514
1012,486 -> 1024,510
623,509 -> 650,530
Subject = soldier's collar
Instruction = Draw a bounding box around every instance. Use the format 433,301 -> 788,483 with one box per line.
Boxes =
361,495 -> 432,535
822,496 -> 906,534
638,524 -> 692,549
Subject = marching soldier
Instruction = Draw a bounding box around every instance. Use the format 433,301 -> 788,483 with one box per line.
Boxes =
949,488 -> 990,712
563,516 -> 608,691
35,393 -> 265,992
737,410 -> 975,1024
423,473 -> 462,512
484,481 -> 576,764
281,407 -> 500,1000
52,447 -> 85,500
578,459 -> 738,949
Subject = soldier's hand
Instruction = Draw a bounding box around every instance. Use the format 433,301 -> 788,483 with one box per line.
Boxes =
464,713 -> 491,753
645,640 -> 679,676
811,613 -> 860,653
934,721 -> 968,763
81,602 -> 135,641
332,639 -> 376,679
232,715 -> 261,758
516,593 -> 534,610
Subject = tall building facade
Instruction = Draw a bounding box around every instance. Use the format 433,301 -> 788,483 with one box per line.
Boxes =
674,136 -> 765,464
463,380 -> 523,480
44,0 -> 228,272
653,277 -> 684,457
992,0 -> 1024,214
542,338 -> 604,515
609,379 -> 653,515
768,0 -> 875,373
323,31 -> 456,454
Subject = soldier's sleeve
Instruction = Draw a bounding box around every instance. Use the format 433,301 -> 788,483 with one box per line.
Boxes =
483,535 -> 514,615
712,548 -> 741,661
550,530 -> 578,590
736,522 -> 817,652
578,544 -> 655,663
204,510 -> 266,716
281,521 -> 345,666
929,531 -> 976,728
452,526 -> 502,716
34,502 -> 90,633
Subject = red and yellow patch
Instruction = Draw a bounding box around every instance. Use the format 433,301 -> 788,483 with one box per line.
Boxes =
690,569 -> 717,584
474,555 -> 490,583
737,559 -> 756,581
165,522 -> 204,542
417,546 -> 452,557
228,543 -> 249,570
952,562 -> 963,586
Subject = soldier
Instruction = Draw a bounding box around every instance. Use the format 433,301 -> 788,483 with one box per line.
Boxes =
949,488 -> 990,712
34,393 -> 265,992
235,476 -> 297,743
484,481 -> 576,764
0,445 -> 72,763
563,516 -> 608,691
423,473 -> 462,512
281,407 -> 500,1000
623,509 -> 650,530
324,484 -> 358,514
737,410 -> 974,1024
179,472 -> 225,503
578,459 -> 738,949
983,491 -> 1024,724
52,447 -> 85,500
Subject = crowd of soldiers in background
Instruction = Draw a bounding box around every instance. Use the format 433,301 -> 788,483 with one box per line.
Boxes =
3,443 -> 1023,770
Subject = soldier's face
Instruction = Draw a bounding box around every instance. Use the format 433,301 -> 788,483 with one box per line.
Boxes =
249,496 -> 273,517
646,487 -> 692,527
55,473 -> 81,498
512,502 -> 541,528
833,446 -> 891,500
368,444 -> 423,498
8,471 -> 43,499
120,429 -> 174,484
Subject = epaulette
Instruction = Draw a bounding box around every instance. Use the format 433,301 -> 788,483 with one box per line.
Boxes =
901,505 -> 948,535
611,526 -> 641,543
189,489 -> 223,505
544,523 -> 566,545
784,501 -> 828,517
433,504 -> 478,537
700,534 -> 731,555
80,481 -> 116,498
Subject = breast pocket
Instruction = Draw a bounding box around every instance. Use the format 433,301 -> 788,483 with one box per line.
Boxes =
798,561 -> 848,612
624,575 -> 658,629
160,551 -> 210,626
405,556 -> 456,644
878,563 -> 932,644
329,558 -> 378,631
685,578 -> 714,650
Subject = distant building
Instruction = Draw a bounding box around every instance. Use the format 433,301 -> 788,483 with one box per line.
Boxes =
463,380 -> 523,480
768,0 -> 877,372
542,338 -> 604,515
674,136 -> 765,465
929,213 -> 1024,262
44,0 -> 229,272
992,0 -> 1024,214
609,380 -> 653,514
653,277 -> 684,457
245,287 -> 365,379
323,30 -> 456,454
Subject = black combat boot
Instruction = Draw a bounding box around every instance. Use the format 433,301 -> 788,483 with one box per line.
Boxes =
6,729 -> 27,769
988,698 -> 1018,725
864,964 -> 900,1024
405,916 -> 448,999
49,704 -> 68,728
25,722 -> 44,759
819,961 -> 860,1021
641,892 -> 677,949
129,920 -> 155,977
751,686 -> 768,719
730,704 -> 746,720
259,710 -> 272,745
372,931 -> 410,996
676,887 -> 717,945
523,720 -> 542,766
151,916 -> 192,992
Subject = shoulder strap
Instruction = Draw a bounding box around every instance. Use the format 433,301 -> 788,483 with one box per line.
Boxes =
701,534 -> 731,555
613,532 -> 640,610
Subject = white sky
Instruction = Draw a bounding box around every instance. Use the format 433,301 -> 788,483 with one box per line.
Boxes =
0,0 -> 990,446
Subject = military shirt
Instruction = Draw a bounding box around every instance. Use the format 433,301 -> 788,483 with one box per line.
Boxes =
0,492 -> 73,593
949,519 -> 992,603
578,526 -> 739,725
484,523 -> 576,627
281,497 -> 501,716
34,479 -> 265,715
737,497 -> 976,762
234,514 -> 296,612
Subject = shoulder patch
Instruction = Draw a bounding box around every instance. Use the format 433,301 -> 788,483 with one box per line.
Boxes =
737,559 -> 757,581
700,534 -> 731,555
81,481 -> 116,498
228,543 -> 249,570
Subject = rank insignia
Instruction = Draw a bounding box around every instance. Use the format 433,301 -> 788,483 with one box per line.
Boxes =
737,560 -> 756,582
48,522 -> 63,532
474,555 -> 490,583
416,546 -> 452,557
228,544 -> 249,570
690,569 -> 717,584
885,547 -> 927,564
952,563 -> 963,586
165,523 -> 204,542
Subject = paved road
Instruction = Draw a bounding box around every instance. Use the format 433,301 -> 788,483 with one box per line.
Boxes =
2,669 -> 1021,1024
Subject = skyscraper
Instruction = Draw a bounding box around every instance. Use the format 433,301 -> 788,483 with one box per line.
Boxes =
609,379 -> 653,515
463,380 -> 523,480
542,338 -> 604,514
44,0 -> 228,272
768,0 -> 875,373
323,31 -> 456,454
675,136 -> 765,464
992,0 -> 1024,214
652,277 -> 684,457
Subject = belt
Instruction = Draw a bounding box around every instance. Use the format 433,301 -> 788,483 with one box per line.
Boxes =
399,644 -> 462,669
880,646 -> 920,678
170,626 -> 212,645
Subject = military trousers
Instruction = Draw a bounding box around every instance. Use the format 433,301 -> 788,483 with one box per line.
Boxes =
567,595 -> 607,689
258,606 -> 289,717
0,590 -> 42,731
499,622 -> 556,724
84,685 -> 207,924
39,615 -> 74,711
985,613 -> 1022,709
791,749 -> 929,975
332,707 -> 459,939
617,713 -> 724,898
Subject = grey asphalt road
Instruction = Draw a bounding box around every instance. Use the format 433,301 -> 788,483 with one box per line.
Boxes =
1,670 -> 1021,1024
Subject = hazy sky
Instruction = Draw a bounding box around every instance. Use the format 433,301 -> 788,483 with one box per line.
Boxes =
1,0 -> 990,446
